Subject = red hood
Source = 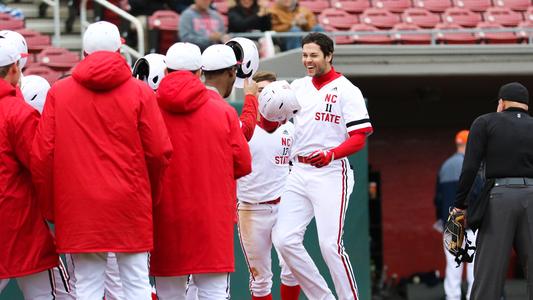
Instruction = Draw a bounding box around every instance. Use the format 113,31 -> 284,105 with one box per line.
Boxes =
72,51 -> 131,91
157,71 -> 208,114
0,79 -> 16,99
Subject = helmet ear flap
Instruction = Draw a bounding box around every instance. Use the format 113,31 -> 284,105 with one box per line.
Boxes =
132,58 -> 150,82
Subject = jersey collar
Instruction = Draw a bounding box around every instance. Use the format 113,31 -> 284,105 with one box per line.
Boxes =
311,67 -> 341,90
504,107 -> 528,113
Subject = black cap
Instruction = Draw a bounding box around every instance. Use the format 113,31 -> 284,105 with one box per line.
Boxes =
498,82 -> 529,105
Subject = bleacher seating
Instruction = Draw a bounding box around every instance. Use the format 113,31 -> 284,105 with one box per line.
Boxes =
442,7 -> 482,27
36,47 -> 80,73
493,0 -> 530,11
401,7 -> 441,28
349,23 -> 394,44
300,0 -> 331,13
452,0 -> 492,12
361,7 -> 401,29
0,13 -> 24,30
23,64 -> 62,85
391,23 -> 432,44
330,0 -> 370,13
371,0 -> 412,13
148,10 -> 180,54
318,8 -> 358,30
435,22 -> 478,44
484,7 -> 523,27
517,20 -> 533,41
413,0 -> 453,13
475,21 -> 520,43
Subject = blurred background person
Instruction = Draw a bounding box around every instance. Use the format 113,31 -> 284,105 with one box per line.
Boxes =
179,0 -> 228,51
228,0 -> 271,34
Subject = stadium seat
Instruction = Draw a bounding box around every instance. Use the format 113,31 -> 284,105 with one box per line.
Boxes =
361,7 -> 401,29
484,7 -> 523,27
525,6 -> 533,22
299,0 -> 331,14
391,23 -> 433,44
0,13 -> 24,30
349,24 -> 394,44
517,20 -> 533,41
452,0 -> 492,12
16,29 -> 52,53
371,0 -> 412,13
475,22 -> 519,43
318,8 -> 358,30
413,0 -> 452,13
493,0 -> 530,12
331,0 -> 370,14
402,7 -> 441,28
148,10 -> 180,54
324,25 -> 353,44
23,64 -> 62,85
435,22 -> 478,44
36,47 -> 80,73
442,7 -> 482,27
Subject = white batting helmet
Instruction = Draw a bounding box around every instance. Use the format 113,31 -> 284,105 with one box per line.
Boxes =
225,37 -> 259,89
0,30 -> 28,69
132,53 -> 166,90
259,80 -> 300,122
20,75 -> 50,113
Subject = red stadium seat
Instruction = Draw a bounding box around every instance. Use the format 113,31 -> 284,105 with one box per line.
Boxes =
331,0 -> 370,14
0,13 -> 24,30
324,25 -> 353,44
318,8 -> 358,30
360,8 -> 401,29
23,64 -> 62,85
36,47 -> 80,73
475,22 -> 520,43
391,23 -> 433,44
413,0 -> 452,13
371,0 -> 412,13
402,7 -> 441,28
299,0 -> 331,14
349,23 -> 394,44
493,0 -> 530,12
484,7 -> 523,27
517,20 -> 533,41
525,6 -> 533,23
148,10 -> 180,55
435,22 -> 478,44
16,29 -> 52,53
442,7 -> 482,27
452,0 -> 492,12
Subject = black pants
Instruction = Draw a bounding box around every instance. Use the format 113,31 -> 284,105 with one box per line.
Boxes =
471,185 -> 533,300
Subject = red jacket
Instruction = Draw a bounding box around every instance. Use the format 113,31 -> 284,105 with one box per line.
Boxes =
31,52 -> 173,253
0,80 -> 58,278
150,71 -> 252,276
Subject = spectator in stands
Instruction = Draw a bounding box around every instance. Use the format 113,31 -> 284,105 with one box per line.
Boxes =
228,0 -> 271,34
269,0 -> 321,50
179,0 -> 227,51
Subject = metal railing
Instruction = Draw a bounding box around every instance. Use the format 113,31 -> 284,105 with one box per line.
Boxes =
40,0 -> 60,46
80,0 -> 145,59
231,27 -> 533,46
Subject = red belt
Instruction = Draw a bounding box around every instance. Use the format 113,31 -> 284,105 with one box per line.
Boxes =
297,155 -> 311,164
260,197 -> 281,205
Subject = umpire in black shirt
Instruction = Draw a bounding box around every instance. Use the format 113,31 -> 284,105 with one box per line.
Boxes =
454,82 -> 533,300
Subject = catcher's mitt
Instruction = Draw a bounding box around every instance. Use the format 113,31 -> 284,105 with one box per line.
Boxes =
443,209 -> 476,267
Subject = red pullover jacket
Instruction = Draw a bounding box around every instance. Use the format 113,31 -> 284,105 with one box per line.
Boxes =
31,52 -> 173,253
151,71 -> 251,276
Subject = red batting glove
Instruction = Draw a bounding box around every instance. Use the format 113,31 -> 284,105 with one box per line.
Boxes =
307,150 -> 335,168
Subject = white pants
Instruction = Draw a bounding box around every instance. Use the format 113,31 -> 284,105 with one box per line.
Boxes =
444,229 -> 477,300
273,159 -> 358,300
237,201 -> 298,297
154,273 -> 230,300
68,252 -> 150,300
0,269 -> 59,300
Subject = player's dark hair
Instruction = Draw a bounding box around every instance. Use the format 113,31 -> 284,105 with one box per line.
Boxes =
167,68 -> 200,75
0,63 -> 14,78
203,66 -> 236,80
253,71 -> 277,83
301,32 -> 334,58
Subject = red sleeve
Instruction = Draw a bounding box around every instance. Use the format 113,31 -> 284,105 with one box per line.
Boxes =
12,102 -> 39,169
229,108 -> 252,179
31,92 -> 55,222
331,131 -> 366,160
138,88 -> 173,204
239,94 -> 258,141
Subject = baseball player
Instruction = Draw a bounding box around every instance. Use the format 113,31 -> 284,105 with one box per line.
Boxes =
237,72 -> 301,300
31,21 -> 173,300
0,38 -> 60,300
272,33 -> 372,300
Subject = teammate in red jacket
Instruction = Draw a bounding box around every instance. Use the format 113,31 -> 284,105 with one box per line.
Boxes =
0,38 -> 60,299
31,21 -> 173,300
151,44 -> 252,299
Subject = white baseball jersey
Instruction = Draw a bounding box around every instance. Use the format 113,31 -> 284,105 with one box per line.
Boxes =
289,76 -> 372,157
237,123 -> 294,203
